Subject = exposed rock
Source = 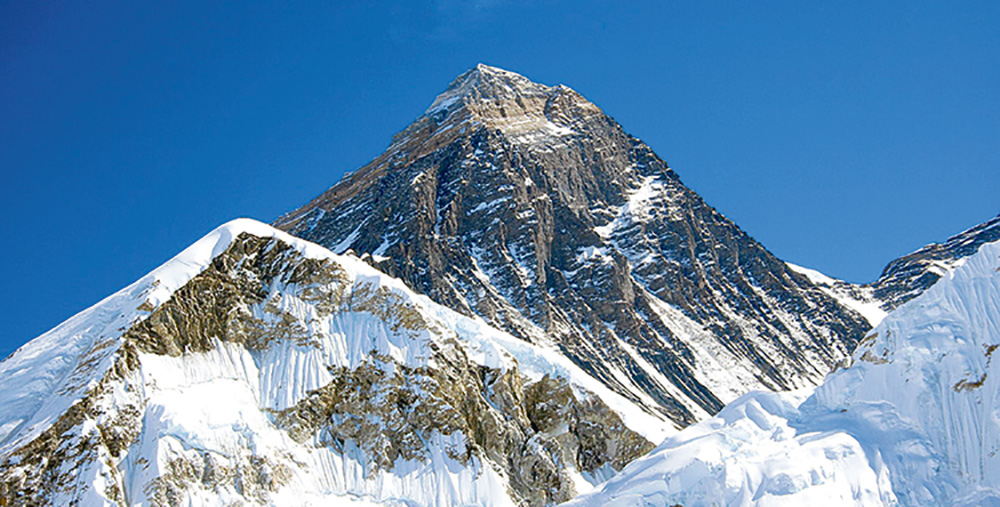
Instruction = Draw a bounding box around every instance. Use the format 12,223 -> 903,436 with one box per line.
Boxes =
276,64 -> 871,426
0,342 -> 143,507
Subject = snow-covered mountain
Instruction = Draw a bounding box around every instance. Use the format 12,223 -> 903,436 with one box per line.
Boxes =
3,63 -> 991,507
566,232 -> 1000,506
275,64 -> 871,429
0,220 -> 666,506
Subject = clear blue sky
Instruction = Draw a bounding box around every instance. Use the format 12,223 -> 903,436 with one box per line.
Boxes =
2,1 -> 998,358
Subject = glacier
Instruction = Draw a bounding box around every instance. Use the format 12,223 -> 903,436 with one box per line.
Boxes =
567,237 -> 1000,506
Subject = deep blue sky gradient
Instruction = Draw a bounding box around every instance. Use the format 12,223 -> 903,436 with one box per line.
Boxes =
2,1 -> 998,357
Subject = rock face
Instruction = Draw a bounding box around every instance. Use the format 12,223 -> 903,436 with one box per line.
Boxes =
0,220 -> 657,507
275,64 -> 871,426
871,213 -> 1000,311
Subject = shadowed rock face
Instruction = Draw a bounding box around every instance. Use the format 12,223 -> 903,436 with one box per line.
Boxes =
275,64 -> 871,427
871,213 -> 1000,311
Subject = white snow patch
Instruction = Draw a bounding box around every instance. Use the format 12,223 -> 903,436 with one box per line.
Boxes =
575,246 -> 613,265
371,236 -> 394,262
333,220 -> 367,254
468,196 -> 511,215
787,262 -> 888,327
594,175 -> 663,238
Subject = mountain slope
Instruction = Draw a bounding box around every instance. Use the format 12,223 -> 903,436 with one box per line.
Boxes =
871,212 -> 1000,310
567,234 -> 1000,506
275,64 -> 871,428
0,219 -> 665,507
785,213 -> 1000,330
786,263 -> 887,328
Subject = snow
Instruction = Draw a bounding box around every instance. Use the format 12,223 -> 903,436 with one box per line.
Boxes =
566,388 -> 895,507
371,236 -> 393,262
643,290 -> 771,405
0,218 -> 302,454
569,238 -> 1000,506
787,262 -> 888,327
575,246 -> 613,265
467,196 -> 510,215
594,175 -> 664,239
1,217 -> 674,506
332,219 -> 367,254
418,64 -> 582,151
133,338 -> 517,507
416,295 -> 674,443
611,330 -> 712,421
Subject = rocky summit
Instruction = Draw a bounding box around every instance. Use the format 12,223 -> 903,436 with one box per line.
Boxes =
275,64 -> 872,427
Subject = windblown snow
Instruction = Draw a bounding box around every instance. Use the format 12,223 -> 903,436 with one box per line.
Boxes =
567,238 -> 1000,506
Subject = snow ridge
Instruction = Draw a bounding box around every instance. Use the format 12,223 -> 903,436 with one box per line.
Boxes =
787,262 -> 887,327
0,218 -> 668,506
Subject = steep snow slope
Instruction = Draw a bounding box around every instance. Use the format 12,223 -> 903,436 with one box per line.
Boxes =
567,238 -> 1000,506
0,219 -> 665,506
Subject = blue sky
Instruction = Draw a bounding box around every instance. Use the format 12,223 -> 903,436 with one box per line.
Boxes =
1,1 -> 997,357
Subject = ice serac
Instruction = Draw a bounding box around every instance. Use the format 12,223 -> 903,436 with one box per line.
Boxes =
0,219 -> 660,507
275,64 -> 871,427
567,236 -> 1000,506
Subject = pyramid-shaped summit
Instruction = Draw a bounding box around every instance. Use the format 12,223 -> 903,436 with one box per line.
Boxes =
379,64 -> 605,157
427,64 -> 554,111
276,65 -> 871,428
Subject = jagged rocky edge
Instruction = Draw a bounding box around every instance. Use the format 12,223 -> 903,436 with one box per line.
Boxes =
0,219 -> 667,506
785,213 -> 1000,335
787,213 -> 1000,330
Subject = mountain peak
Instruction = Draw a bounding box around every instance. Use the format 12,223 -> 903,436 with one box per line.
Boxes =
425,63 -> 554,115
277,67 -> 872,432
414,64 -> 601,148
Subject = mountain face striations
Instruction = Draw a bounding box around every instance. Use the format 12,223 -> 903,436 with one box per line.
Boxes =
6,65 -> 979,507
275,64 -> 871,427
